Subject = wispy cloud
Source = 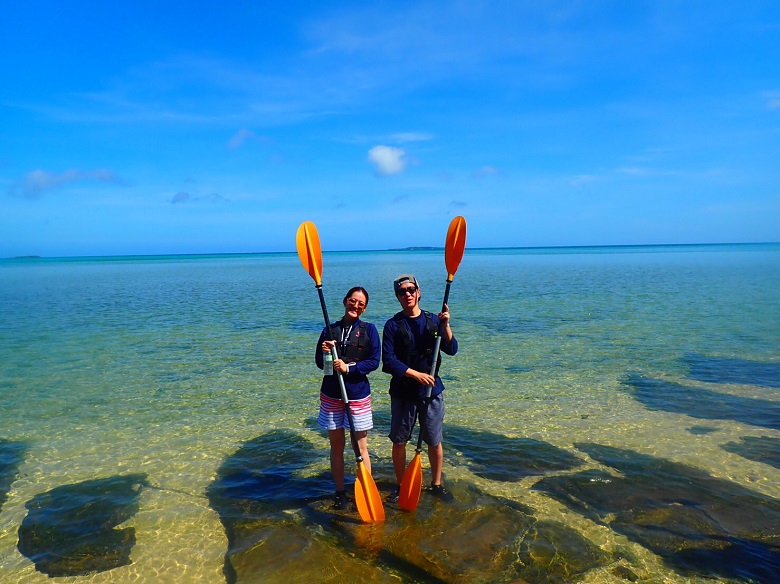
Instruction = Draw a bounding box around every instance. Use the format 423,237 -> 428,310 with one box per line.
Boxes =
10,5 -> 603,128
170,192 -> 229,204
389,132 -> 434,143
474,165 -> 502,178
615,167 -> 654,177
570,174 -> 599,186
368,145 -> 407,176
227,128 -> 257,149
226,128 -> 273,149
8,169 -> 124,199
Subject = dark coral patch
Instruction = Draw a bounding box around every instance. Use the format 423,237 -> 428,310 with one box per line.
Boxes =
722,436 -> 780,469
0,439 -> 26,512
534,443 -> 780,583
206,430 -> 332,583
623,373 -> 780,429
448,425 -> 585,481
684,353 -> 780,388
17,474 -> 147,577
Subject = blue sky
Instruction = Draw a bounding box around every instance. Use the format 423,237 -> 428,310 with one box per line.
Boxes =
1,1 -> 779,257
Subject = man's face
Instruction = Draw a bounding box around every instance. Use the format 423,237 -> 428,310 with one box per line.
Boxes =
395,282 -> 419,309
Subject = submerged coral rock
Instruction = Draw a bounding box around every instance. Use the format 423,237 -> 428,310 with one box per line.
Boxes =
210,429 -> 614,584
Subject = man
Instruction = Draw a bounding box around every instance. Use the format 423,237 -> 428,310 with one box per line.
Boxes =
382,274 -> 458,501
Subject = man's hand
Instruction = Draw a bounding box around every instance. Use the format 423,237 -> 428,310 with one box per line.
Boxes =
406,368 -> 435,387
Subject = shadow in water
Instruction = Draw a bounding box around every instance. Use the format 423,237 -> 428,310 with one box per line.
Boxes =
623,373 -> 780,429
684,353 -> 780,388
534,443 -> 780,583
17,474 -> 148,577
0,438 -> 26,512
447,424 -> 585,481
722,436 -> 780,470
208,429 -> 617,583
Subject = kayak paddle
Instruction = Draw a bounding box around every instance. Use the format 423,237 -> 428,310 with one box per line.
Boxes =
295,221 -> 386,524
398,215 -> 467,511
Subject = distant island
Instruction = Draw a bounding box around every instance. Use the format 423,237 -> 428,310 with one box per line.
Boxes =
387,246 -> 444,251
11,255 -> 42,259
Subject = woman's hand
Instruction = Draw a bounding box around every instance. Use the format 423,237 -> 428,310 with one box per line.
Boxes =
322,340 -> 336,353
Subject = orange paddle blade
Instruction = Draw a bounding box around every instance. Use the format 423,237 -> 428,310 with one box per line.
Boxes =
295,221 -> 323,285
354,462 -> 385,523
444,216 -> 467,280
398,452 -> 423,511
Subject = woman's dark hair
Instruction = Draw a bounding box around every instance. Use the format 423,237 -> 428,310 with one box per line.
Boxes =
343,286 -> 369,306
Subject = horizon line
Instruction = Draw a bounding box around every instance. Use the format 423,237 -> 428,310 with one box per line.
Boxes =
5,241 -> 779,261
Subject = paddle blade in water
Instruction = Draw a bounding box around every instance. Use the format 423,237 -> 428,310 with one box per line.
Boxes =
354,463 -> 385,523
444,216 -> 467,280
398,452 -> 423,511
295,221 -> 323,285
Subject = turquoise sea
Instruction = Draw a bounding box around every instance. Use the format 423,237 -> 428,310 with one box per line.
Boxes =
1,244 -> 779,583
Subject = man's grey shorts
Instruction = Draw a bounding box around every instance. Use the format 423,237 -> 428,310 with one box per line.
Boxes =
388,393 -> 444,446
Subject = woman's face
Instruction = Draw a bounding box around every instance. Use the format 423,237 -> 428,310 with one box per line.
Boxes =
344,291 -> 367,319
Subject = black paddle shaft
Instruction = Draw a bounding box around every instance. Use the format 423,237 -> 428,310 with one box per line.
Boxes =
316,286 -> 363,462
412,278 -> 453,454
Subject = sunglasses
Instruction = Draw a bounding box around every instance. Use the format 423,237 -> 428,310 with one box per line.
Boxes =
396,286 -> 418,297
346,298 -> 366,308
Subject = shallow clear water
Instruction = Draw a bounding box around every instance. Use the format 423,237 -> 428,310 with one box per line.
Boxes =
1,244 -> 779,583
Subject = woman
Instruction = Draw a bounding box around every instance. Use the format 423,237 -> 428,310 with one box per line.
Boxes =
315,286 -> 381,510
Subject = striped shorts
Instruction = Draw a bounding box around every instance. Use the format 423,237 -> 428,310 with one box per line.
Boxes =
318,393 -> 373,432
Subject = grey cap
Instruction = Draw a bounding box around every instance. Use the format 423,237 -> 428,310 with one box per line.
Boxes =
393,274 -> 419,293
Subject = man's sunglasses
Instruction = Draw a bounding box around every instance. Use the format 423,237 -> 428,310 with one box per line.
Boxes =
396,286 -> 418,297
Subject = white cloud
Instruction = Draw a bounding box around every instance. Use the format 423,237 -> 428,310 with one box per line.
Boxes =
368,145 -> 407,176
9,169 -> 122,199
